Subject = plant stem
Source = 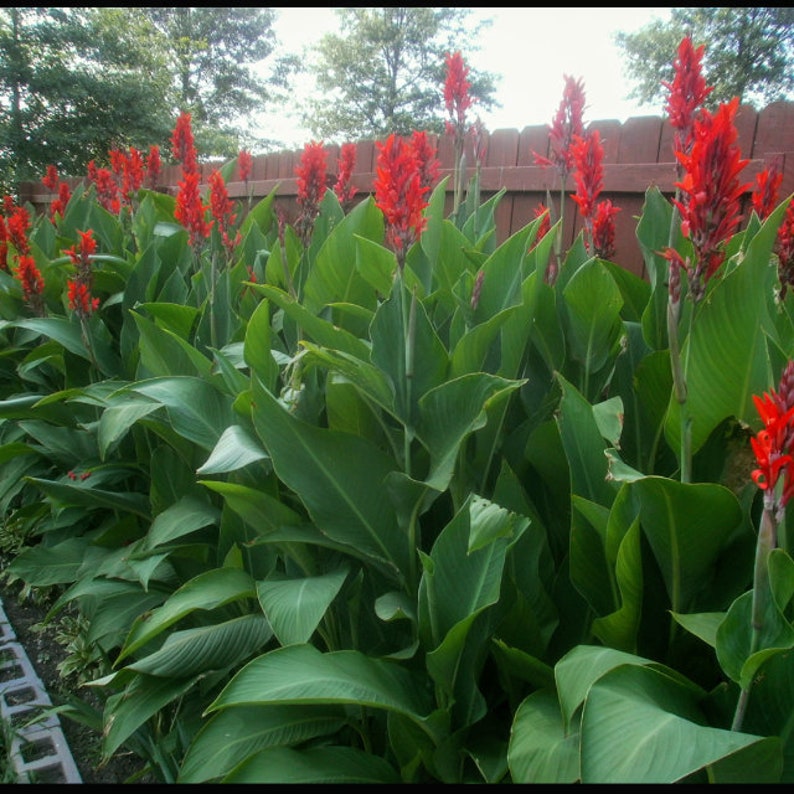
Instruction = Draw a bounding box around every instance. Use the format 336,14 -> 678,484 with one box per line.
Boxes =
732,499 -> 777,732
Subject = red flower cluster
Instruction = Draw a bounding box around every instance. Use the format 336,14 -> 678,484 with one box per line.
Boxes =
410,131 -> 441,194
751,361 -> 794,509
750,158 -> 783,220
295,140 -> 328,245
533,75 -> 586,183
663,36 -> 713,160
16,255 -> 45,306
87,163 -> 121,214
170,113 -> 209,252
209,170 -> 240,262
570,128 -> 620,258
374,133 -> 430,267
6,205 -> 31,255
41,165 -> 72,220
667,97 -> 750,301
64,229 -> 100,318
171,111 -> 198,175
444,51 -> 473,139
238,149 -> 253,184
0,215 -> 8,272
175,171 -> 211,251
333,142 -> 358,205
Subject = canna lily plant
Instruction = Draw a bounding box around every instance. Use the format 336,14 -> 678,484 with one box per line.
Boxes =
0,34 -> 793,785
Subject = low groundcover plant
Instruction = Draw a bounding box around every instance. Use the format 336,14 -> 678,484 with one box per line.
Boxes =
0,37 -> 793,784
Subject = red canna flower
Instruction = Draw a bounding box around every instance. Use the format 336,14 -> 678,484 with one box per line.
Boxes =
174,170 -> 211,251
533,203 -> 551,245
42,165 -> 60,192
663,35 -> 713,160
171,111 -> 198,175
91,167 -> 121,214
208,169 -> 240,262
410,131 -> 441,194
669,97 -> 750,301
775,199 -> 794,300
7,205 -> 30,255
333,142 -> 358,205
122,146 -> 144,201
295,140 -> 328,245
0,215 -> 8,272
570,128 -> 605,225
64,229 -> 99,317
145,145 -> 161,190
49,181 -> 72,221
238,149 -> 253,184
751,158 -> 783,221
533,75 -> 586,184
592,199 -> 621,260
67,280 -> 100,316
751,389 -> 794,508
15,254 -> 45,314
444,51 -> 473,139
373,133 -> 429,268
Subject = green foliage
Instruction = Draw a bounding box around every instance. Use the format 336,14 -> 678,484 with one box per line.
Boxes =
304,7 -> 499,141
2,104 -> 794,784
615,7 -> 794,111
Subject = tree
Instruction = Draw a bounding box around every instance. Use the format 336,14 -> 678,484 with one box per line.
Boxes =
615,7 -> 794,111
140,8 -> 299,156
0,8 -> 173,192
302,7 -> 499,142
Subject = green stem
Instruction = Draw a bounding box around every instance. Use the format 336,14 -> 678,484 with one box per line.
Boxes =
732,501 -> 778,731
402,281 -> 417,478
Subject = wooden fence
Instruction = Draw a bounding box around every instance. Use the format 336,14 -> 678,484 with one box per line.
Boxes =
19,101 -> 794,280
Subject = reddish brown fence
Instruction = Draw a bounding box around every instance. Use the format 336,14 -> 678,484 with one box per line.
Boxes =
19,101 -> 794,280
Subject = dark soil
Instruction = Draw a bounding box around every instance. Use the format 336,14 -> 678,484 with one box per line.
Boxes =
0,578 -> 155,785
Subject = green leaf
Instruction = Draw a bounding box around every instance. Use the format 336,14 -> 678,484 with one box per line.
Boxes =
141,495 -> 221,551
196,424 -> 269,475
98,399 -> 161,460
207,644 -> 434,723
125,376 -> 235,451
223,745 -> 401,784
508,690 -> 580,783
125,615 -> 272,677
416,373 -> 524,492
26,476 -> 150,520
179,705 -> 346,783
251,378 -> 407,580
256,567 -> 348,646
199,480 -> 302,534
117,567 -> 256,663
581,664 -> 775,783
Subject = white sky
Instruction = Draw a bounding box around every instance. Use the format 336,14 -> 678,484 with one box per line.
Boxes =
264,7 -> 673,149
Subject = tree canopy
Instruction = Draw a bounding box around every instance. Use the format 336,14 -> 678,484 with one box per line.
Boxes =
0,7 -> 297,193
302,7 -> 499,142
615,7 -> 794,111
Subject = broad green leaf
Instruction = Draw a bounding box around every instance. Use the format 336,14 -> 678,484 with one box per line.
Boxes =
251,378 -> 407,580
103,673 -> 199,757
556,374 -> 617,508
223,745 -> 401,784
243,298 -> 279,391
581,664 -> 776,783
199,480 -> 302,533
98,399 -> 161,460
508,690 -> 580,783
355,234 -> 397,296
131,310 -> 212,378
665,239 -> 777,455
626,477 -> 743,612
125,615 -> 272,677
117,567 -> 256,662
670,611 -> 725,649
196,424 -> 269,475
25,477 -> 150,520
126,376 -> 235,451
256,567 -> 348,646
416,373 -> 523,492
5,538 -> 90,586
135,302 -> 199,340
179,705 -> 346,783
206,644 -> 434,724
253,283 -> 371,360
562,258 -> 624,373
142,494 -> 221,551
